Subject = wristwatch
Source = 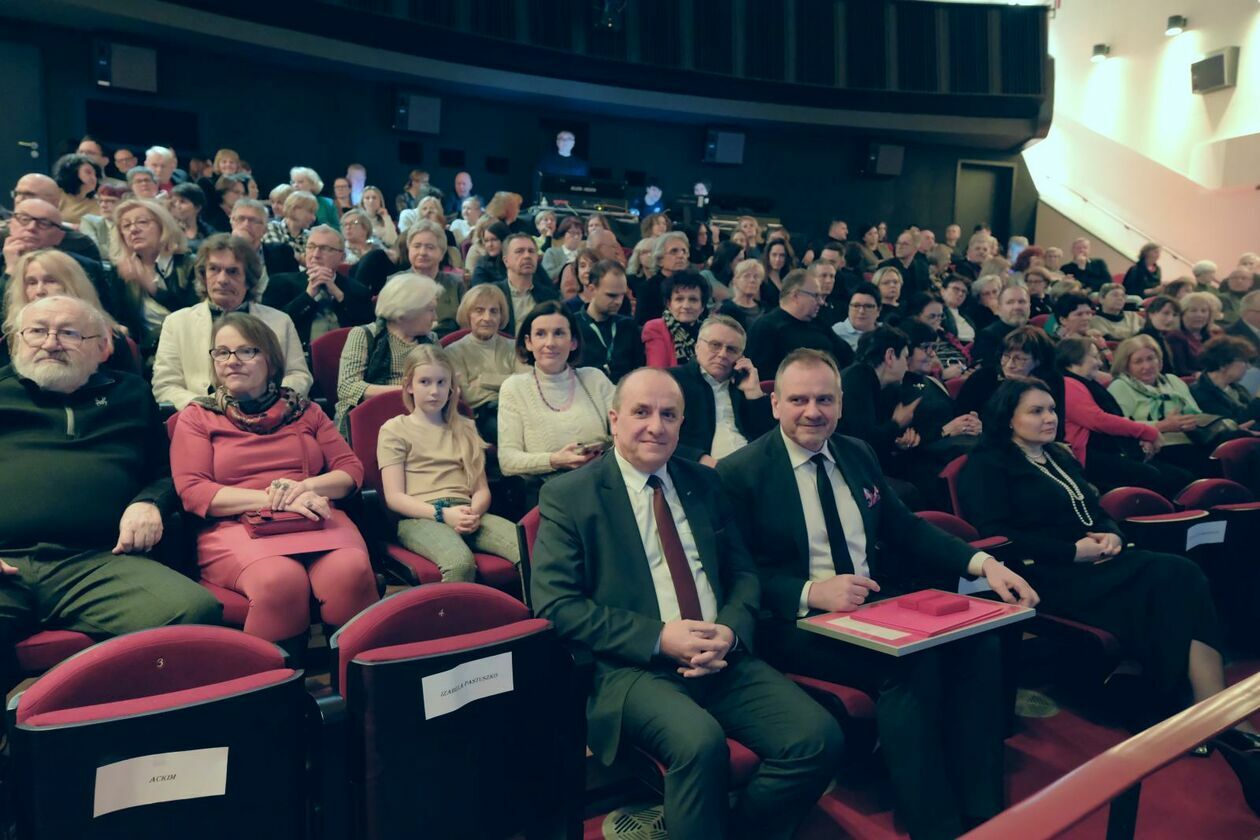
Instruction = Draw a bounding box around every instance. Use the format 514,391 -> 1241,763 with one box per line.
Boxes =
432,499 -> 451,523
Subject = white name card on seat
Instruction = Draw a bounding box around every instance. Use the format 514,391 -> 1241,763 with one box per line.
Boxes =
1186,520 -> 1227,551
93,746 -> 229,818
421,651 -> 514,720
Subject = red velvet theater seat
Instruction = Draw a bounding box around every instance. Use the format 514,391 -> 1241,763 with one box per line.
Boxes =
9,625 -> 308,840
331,583 -> 584,839
349,390 -> 522,596
15,629 -> 95,675
1098,486 -> 1210,555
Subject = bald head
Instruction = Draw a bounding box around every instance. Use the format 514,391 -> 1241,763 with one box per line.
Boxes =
8,199 -> 66,251
610,367 -> 685,473
13,174 -> 61,206
588,228 -> 625,265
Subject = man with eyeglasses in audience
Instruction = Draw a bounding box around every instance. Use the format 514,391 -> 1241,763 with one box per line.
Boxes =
0,294 -> 222,691
831,281 -> 881,352
746,268 -> 854,378
4,174 -> 102,262
668,313 -> 773,466
1,199 -> 118,322
152,233 -> 311,409
263,225 -> 372,348
111,147 -> 138,181
972,284 -> 1031,368
878,228 -> 931,298
229,198 -> 299,287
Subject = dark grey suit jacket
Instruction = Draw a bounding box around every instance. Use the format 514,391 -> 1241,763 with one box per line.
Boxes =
530,452 -> 760,764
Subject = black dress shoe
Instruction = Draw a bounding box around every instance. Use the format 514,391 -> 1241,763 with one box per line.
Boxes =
1214,730 -> 1260,815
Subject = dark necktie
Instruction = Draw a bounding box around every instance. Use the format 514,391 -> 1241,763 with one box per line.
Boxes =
646,474 -> 704,621
811,453 -> 855,576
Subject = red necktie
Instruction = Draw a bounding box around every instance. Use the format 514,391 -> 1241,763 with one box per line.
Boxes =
646,474 -> 704,621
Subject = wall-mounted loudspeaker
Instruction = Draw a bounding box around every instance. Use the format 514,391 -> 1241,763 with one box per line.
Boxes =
1191,47 -> 1240,95
859,142 -> 904,177
703,129 -> 745,165
393,92 -> 442,133
93,40 -> 157,92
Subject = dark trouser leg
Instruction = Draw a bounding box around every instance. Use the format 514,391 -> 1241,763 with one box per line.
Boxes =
619,671 -> 734,840
703,657 -> 844,840
36,550 -> 223,635
939,634 -> 1006,820
0,559 -> 38,694
760,621 -> 1004,840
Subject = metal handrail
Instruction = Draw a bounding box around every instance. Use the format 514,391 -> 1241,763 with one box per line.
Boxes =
962,671 -> 1260,839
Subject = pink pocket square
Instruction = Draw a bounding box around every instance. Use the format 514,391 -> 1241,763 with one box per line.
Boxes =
863,486 -> 880,508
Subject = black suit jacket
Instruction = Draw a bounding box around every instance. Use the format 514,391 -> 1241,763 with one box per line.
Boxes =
1226,319 -> 1260,360
717,430 -> 976,622
877,255 -> 931,298
261,271 -> 374,347
972,318 -> 1022,368
530,453 -> 760,764
574,310 -> 644,382
668,360 -> 774,458
261,242 -> 300,277
495,279 -> 560,336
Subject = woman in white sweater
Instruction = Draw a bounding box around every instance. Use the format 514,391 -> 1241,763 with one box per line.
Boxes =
497,300 -> 615,479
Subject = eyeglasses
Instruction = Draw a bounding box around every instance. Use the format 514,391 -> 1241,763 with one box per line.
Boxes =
209,346 -> 262,362
1002,352 -> 1033,366
119,218 -> 156,234
700,338 -> 743,357
795,289 -> 823,301
17,327 -> 99,348
922,311 -> 944,321
231,215 -> 266,227
307,244 -> 345,257
9,212 -> 60,232
849,302 -> 878,311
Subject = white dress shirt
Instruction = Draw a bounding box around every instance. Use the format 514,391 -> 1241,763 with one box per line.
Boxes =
614,450 -> 718,623
702,370 -> 748,459
781,429 -> 990,615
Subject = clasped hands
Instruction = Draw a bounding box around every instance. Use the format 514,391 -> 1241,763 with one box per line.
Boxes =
659,620 -> 736,678
1075,531 -> 1122,563
267,479 -> 332,522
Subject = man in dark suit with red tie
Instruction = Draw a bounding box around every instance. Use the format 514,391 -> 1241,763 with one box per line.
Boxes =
530,367 -> 843,840
717,348 -> 1038,840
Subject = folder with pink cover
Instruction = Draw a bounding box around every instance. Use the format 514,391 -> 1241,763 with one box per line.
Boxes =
797,589 -> 1034,657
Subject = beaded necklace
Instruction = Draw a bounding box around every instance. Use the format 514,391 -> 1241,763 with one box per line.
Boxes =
533,365 -> 576,412
1024,448 -> 1094,527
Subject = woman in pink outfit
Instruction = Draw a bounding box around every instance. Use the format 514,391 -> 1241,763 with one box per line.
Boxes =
172,311 -> 378,658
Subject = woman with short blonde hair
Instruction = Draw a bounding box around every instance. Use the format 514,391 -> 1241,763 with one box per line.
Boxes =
447,283 -> 519,439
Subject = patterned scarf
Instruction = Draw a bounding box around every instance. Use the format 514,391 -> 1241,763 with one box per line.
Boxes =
1117,374 -> 1189,422
662,310 -> 700,365
194,384 -> 309,434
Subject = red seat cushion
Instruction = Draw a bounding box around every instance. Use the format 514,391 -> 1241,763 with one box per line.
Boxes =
200,581 -> 250,627
727,739 -> 761,787
787,674 -> 876,720
15,630 -> 95,674
22,669 -> 296,727
385,544 -> 442,584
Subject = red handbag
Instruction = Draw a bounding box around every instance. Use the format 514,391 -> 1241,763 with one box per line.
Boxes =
240,509 -> 325,538
241,439 -> 325,538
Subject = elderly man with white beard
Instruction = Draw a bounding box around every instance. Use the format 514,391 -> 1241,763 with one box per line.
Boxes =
0,295 -> 221,689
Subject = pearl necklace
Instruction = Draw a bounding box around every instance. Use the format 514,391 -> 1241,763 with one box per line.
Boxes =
533,366 -> 576,412
1024,449 -> 1094,527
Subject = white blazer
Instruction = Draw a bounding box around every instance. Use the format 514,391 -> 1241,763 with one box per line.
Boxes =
151,300 -> 313,409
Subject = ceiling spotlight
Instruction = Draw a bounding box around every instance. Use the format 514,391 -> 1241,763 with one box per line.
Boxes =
1091,44 -> 1111,63
1165,15 -> 1187,36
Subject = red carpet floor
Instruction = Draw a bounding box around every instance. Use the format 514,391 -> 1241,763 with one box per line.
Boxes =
584,666 -> 1260,839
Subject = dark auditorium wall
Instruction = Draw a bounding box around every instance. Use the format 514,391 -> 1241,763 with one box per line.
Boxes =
20,20 -> 1037,242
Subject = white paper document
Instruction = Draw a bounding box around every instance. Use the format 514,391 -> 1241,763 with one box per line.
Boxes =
1186,520 -> 1227,551
827,616 -> 911,641
93,747 -> 229,818
421,651 -> 514,720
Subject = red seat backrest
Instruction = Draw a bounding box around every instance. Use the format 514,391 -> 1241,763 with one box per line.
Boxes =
759,379 -> 774,396
1174,478 -> 1254,510
16,626 -> 285,723
1029,314 -> 1051,329
440,328 -> 472,347
519,506 -> 542,563
310,326 -> 354,401
1099,486 -> 1174,520
333,582 -> 530,695
916,510 -> 978,541
348,390 -> 407,494
1211,437 -> 1260,484
939,455 -> 969,517
945,375 -> 967,400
